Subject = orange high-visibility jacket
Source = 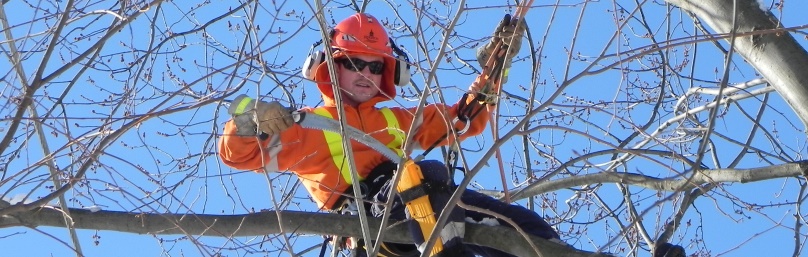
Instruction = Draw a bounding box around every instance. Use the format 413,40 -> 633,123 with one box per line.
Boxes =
219,83 -> 490,210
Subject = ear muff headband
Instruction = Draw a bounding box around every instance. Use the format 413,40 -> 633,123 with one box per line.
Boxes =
389,38 -> 411,86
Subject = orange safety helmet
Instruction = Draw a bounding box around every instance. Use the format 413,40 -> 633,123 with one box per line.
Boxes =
302,13 -> 410,102
332,13 -> 393,58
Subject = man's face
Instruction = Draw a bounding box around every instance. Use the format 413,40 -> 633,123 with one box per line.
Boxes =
336,54 -> 384,106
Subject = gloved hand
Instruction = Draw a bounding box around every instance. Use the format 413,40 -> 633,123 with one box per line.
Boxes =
476,14 -> 527,70
228,95 -> 294,136
467,75 -> 499,105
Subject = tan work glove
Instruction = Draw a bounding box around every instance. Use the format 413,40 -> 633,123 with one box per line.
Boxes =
476,14 -> 527,83
228,95 -> 294,136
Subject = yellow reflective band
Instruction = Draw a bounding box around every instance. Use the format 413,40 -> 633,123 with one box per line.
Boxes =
503,68 -> 510,78
233,96 -> 253,115
312,108 -> 406,185
312,109 -> 355,185
380,108 -> 405,157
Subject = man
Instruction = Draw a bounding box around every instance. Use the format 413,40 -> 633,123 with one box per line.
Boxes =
218,13 -> 560,256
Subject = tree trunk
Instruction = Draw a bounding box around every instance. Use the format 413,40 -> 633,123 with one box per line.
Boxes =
666,0 -> 808,128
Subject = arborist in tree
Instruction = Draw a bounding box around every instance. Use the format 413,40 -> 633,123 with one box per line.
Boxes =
218,13 -> 564,256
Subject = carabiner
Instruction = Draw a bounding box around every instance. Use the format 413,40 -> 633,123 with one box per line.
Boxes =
452,116 -> 470,135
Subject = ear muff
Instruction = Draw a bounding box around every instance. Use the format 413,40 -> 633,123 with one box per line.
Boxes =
390,39 -> 411,86
302,30 -> 335,80
302,49 -> 325,80
393,58 -> 411,86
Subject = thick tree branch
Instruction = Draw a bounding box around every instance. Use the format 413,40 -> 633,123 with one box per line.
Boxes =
0,206 -> 611,257
665,0 -> 808,127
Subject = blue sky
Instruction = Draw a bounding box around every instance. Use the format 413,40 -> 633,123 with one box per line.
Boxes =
2,0 -> 808,256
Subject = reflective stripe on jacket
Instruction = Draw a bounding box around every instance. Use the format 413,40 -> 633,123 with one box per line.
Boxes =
311,107 -> 406,185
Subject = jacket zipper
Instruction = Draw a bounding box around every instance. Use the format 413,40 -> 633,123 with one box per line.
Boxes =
354,105 -> 365,132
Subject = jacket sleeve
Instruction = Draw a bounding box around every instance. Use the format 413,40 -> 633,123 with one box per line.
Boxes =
405,94 -> 491,149
219,119 -> 305,172
218,120 -> 272,171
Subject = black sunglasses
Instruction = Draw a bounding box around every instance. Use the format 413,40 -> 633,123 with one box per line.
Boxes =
337,58 -> 385,75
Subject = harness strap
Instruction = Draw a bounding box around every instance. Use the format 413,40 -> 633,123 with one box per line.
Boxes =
328,161 -> 420,257
317,236 -> 333,257
397,180 -> 452,204
329,161 -> 397,210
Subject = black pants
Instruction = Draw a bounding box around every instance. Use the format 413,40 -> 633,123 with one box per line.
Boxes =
365,160 -> 560,257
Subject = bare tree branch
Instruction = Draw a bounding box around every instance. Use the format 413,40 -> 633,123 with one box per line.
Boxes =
513,161 -> 808,200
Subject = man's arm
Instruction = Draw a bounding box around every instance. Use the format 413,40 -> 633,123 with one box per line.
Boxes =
218,96 -> 295,171
398,97 -> 491,150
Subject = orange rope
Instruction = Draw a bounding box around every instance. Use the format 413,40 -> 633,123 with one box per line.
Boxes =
483,0 -> 534,204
